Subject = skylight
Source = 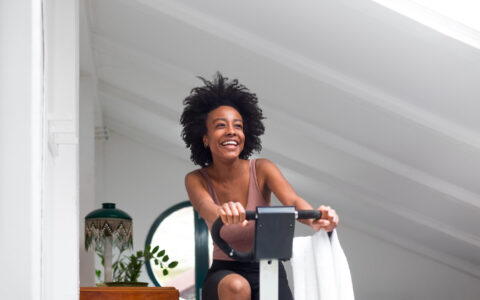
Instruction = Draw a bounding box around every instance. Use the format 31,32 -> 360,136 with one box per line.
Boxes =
372,0 -> 480,50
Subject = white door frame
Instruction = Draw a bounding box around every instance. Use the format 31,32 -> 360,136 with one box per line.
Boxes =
43,0 -> 80,299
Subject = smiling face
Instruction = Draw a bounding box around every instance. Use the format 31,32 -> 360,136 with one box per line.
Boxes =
203,105 -> 245,163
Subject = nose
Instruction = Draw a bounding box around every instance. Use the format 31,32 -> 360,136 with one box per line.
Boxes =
226,124 -> 236,136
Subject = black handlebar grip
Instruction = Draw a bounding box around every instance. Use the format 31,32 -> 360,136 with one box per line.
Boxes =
297,210 -> 322,220
211,217 -> 254,262
245,211 -> 256,220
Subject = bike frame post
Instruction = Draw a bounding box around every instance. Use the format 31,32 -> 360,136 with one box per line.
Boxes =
255,207 -> 295,300
260,259 -> 279,300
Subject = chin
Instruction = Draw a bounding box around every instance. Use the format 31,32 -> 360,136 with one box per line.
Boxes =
219,151 -> 242,160
225,153 -> 241,160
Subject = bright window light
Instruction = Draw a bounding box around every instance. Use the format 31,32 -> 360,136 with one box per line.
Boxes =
414,0 -> 480,31
372,0 -> 480,50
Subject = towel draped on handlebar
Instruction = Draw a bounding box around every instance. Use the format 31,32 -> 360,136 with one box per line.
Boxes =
291,230 -> 355,300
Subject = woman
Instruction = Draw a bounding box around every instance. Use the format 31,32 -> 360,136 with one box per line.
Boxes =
181,73 -> 339,300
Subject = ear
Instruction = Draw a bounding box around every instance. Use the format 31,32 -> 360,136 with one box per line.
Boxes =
203,135 -> 208,148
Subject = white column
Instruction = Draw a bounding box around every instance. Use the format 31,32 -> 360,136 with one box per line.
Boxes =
43,0 -> 80,299
0,1 -> 44,300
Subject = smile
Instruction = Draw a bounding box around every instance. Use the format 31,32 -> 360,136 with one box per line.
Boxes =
221,140 -> 239,146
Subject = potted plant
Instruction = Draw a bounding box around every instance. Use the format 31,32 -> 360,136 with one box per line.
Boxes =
95,244 -> 178,286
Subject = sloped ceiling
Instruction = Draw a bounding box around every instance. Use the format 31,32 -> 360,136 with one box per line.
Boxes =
80,0 -> 480,278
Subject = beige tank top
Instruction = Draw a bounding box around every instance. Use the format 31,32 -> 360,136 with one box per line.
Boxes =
200,159 -> 269,261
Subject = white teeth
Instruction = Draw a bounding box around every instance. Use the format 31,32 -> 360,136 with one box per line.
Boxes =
222,141 -> 238,146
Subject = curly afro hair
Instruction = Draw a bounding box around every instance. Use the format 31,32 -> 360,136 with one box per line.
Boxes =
180,73 -> 265,167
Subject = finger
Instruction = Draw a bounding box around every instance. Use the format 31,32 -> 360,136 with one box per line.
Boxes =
318,205 -> 329,219
327,213 -> 335,223
236,203 -> 249,227
325,221 -> 335,231
327,214 -> 339,231
324,206 -> 332,219
331,210 -> 338,225
223,203 -> 233,224
230,202 -> 240,224
227,202 -> 236,224
236,202 -> 246,223
219,207 -> 228,224
321,206 -> 336,223
312,219 -> 330,232
314,219 -> 330,227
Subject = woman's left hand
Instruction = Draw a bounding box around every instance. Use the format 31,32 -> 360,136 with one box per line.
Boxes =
311,205 -> 339,232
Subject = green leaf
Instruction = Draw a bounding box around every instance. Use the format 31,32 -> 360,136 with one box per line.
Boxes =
147,251 -> 154,259
95,269 -> 101,279
136,251 -> 143,257
152,245 -> 159,254
163,269 -> 169,276
154,259 -> 159,265
157,250 -> 165,257
162,255 -> 169,262
168,261 -> 178,268
145,245 -> 151,253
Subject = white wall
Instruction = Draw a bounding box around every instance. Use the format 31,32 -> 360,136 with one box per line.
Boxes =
79,75 -> 97,286
95,131 -> 480,298
339,225 -> 480,300
95,130 -> 193,283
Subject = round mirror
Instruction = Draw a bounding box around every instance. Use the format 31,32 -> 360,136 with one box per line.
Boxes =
146,201 -> 212,300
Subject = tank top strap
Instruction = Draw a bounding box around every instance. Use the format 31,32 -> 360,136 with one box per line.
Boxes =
250,158 -> 258,190
247,158 -> 269,209
199,169 -> 220,205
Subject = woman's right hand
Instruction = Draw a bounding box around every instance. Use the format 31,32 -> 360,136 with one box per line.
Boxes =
217,201 -> 248,227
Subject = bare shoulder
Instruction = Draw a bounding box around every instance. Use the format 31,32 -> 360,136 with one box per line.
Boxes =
184,169 -> 206,188
255,158 -> 275,168
254,158 -> 281,177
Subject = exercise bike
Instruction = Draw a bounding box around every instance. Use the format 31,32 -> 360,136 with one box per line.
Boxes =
211,206 -> 321,300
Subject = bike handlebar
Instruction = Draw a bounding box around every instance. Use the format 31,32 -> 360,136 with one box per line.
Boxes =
211,209 -> 321,262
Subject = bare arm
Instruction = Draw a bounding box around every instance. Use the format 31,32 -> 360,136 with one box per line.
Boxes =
185,171 -> 219,224
257,159 -> 338,231
185,170 -> 247,226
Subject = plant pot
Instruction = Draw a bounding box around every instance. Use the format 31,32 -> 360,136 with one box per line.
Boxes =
105,281 -> 149,287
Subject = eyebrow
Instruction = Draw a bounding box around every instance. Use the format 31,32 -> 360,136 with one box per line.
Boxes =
212,118 -> 243,123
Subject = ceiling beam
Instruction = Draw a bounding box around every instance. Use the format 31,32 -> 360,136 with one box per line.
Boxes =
130,0 -> 480,151
264,105 -> 480,210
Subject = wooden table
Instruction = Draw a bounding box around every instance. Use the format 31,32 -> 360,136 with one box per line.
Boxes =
80,286 -> 179,300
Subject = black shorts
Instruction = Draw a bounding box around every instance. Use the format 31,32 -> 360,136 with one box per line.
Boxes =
201,259 -> 293,300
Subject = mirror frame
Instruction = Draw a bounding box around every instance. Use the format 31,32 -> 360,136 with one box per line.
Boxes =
145,201 -> 209,299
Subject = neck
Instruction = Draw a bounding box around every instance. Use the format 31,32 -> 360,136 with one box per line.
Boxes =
208,157 -> 246,181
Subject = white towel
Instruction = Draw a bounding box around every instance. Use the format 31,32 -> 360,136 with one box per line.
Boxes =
290,230 -> 354,300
